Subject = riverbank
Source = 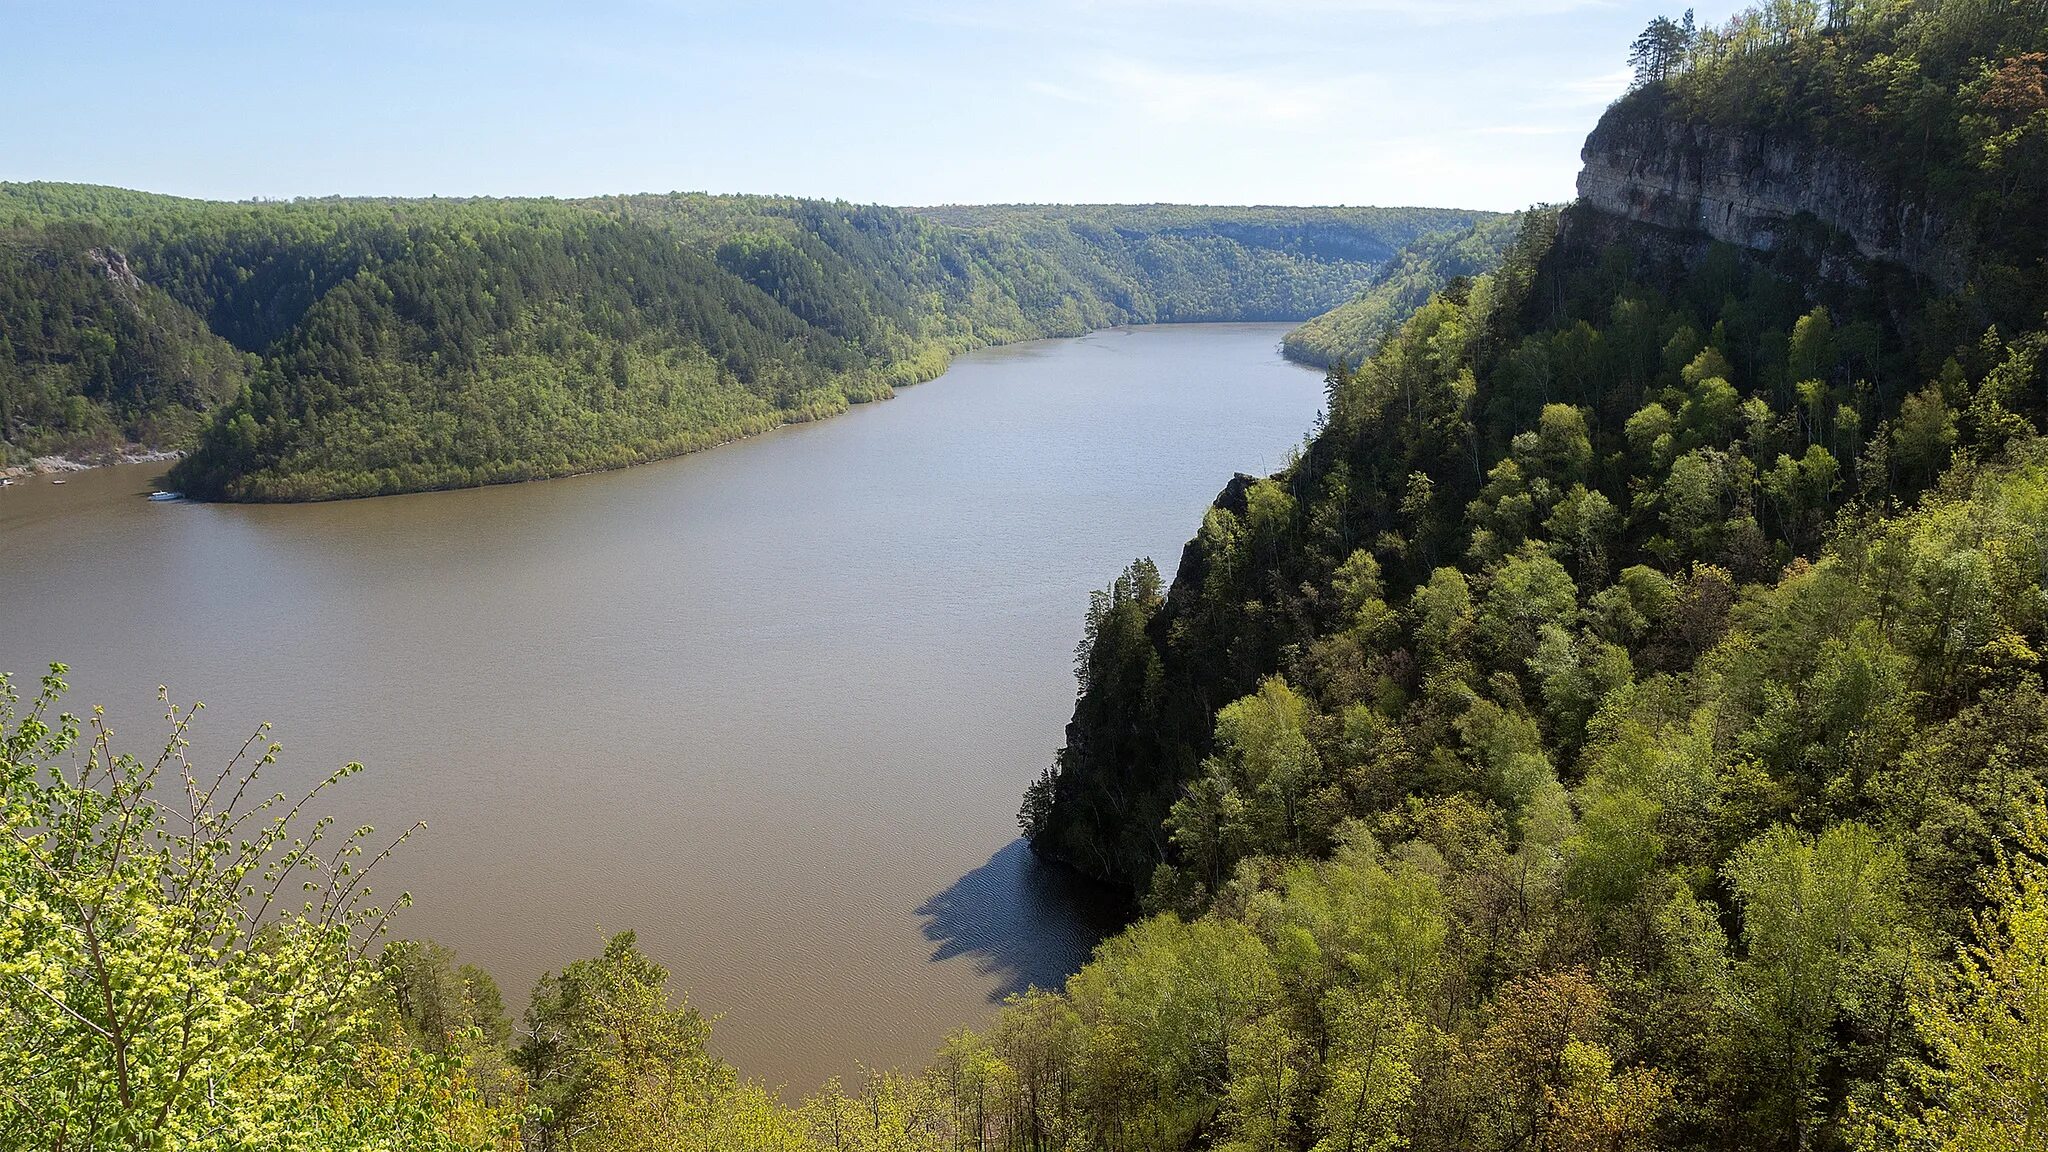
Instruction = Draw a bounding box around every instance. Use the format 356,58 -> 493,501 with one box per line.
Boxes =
1,447 -> 182,482
164,324 -> 1294,503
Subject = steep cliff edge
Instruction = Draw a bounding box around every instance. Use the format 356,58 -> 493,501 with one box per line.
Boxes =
1033,6 -> 2048,906
1576,89 -> 1964,290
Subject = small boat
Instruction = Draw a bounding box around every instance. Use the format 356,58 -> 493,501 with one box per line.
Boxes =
148,491 -> 180,502
49,478 -> 66,485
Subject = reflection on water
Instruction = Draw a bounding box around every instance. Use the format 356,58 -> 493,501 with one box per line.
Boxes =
0,323 -> 1321,1089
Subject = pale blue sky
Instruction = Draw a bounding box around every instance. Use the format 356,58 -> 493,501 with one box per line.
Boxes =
0,1 -> 1740,210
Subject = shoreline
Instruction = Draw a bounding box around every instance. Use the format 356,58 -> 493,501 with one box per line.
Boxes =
1,323 -> 1304,502
1,447 -> 181,482
153,322 -> 1309,505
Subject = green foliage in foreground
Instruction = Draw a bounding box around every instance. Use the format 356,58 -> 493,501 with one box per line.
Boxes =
1281,215 -> 1521,370
0,672 -> 517,1150
0,186 -> 1482,497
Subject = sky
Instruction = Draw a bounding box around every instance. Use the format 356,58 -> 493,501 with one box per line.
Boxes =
0,1 -> 1744,211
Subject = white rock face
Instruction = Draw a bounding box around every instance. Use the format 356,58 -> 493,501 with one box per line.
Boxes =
85,246 -> 144,291
1576,100 -> 1963,290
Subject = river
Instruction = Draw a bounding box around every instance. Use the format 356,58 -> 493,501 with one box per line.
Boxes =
0,322 -> 1323,1088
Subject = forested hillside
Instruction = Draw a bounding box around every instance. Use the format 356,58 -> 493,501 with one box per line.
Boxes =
0,187 -> 1478,498
1280,214 -> 1520,369
1022,0 -> 2048,1147
908,204 -> 1487,323
0,219 -> 250,456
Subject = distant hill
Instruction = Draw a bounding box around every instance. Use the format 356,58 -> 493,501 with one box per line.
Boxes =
1280,213 -> 1521,369
0,186 -> 1486,499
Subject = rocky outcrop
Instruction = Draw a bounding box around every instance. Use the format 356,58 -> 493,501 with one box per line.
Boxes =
85,246 -> 143,291
1577,92 -> 1964,291
1163,472 -> 1259,605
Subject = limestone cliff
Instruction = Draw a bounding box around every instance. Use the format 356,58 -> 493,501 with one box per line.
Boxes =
1576,90 -> 1964,289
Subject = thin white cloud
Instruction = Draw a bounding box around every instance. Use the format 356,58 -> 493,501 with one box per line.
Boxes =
1032,55 -> 1381,125
909,0 -> 1618,35
1071,0 -> 1618,20
1469,123 -> 1581,136
1020,80 -> 1092,106
1550,67 -> 1635,107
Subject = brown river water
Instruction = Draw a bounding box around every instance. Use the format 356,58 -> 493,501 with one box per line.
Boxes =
0,323 -> 1323,1089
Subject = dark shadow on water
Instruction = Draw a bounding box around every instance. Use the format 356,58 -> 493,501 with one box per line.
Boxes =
917,838 -> 1126,1002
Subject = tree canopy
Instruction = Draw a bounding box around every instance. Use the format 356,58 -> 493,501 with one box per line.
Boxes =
0,186 -> 1482,496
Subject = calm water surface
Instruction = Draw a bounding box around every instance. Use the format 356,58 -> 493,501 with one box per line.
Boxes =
0,323 -> 1321,1088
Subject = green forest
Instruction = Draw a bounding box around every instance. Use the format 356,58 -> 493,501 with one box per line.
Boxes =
5,1 -> 2048,1150
1280,215 -> 1521,370
0,186 -> 1474,499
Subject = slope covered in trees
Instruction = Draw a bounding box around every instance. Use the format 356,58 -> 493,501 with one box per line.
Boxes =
907,204 -> 1488,324
0,220 -> 250,458
1018,0 -> 2048,1147
0,187 -> 1479,497
1280,214 -> 1520,369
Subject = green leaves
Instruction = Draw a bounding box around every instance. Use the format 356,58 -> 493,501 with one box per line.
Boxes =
1722,822 -> 1911,1141
1865,802 -> 2048,1151
0,674 -> 511,1151
1169,679 -> 1324,890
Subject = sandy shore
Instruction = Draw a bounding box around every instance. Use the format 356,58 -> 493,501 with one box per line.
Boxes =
1,448 -> 181,481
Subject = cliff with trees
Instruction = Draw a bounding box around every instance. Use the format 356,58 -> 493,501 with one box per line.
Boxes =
1023,1 -> 2048,1147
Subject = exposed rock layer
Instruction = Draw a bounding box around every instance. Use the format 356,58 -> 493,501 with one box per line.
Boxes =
1577,93 -> 1962,290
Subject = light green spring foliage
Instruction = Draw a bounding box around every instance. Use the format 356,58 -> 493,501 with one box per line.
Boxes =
1856,804 -> 2048,1152
0,671 -> 1460,1152
1014,447 -> 2045,1150
1282,215 -> 1521,371
1027,4 -> 2048,1147
1169,677 -> 1324,889
1722,824 -> 1910,1145
1015,327 -> 2048,1149
0,668 -> 519,1151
